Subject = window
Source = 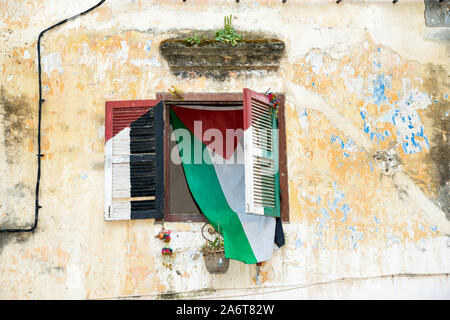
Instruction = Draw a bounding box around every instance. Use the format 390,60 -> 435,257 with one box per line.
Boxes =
104,90 -> 289,222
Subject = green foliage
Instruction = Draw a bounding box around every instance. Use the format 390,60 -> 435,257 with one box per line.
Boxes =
215,15 -> 242,46
185,15 -> 243,47
201,236 -> 224,255
186,33 -> 202,45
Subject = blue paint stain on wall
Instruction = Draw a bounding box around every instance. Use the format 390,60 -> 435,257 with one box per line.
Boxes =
309,182 -> 369,250
373,60 -> 382,69
348,226 -> 364,249
340,203 -> 350,222
372,74 -> 392,106
361,111 -> 387,144
330,135 -> 362,158
295,238 -> 303,249
320,208 -> 330,220
360,110 -> 366,120
329,182 -> 352,224
359,72 -> 431,154
392,108 -> 430,154
144,40 -> 152,53
360,74 -> 394,144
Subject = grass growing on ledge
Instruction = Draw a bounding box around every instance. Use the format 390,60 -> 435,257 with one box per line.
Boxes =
185,15 -> 243,46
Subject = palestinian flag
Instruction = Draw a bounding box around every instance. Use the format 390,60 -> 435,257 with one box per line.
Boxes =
170,103 -> 284,264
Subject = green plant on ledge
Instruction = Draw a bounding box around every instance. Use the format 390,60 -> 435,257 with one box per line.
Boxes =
215,14 -> 242,46
185,15 -> 243,47
186,32 -> 203,45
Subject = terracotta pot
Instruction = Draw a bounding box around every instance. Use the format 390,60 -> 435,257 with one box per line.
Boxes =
203,251 -> 229,274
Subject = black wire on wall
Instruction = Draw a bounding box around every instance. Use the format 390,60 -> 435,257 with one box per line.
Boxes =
0,0 -> 106,233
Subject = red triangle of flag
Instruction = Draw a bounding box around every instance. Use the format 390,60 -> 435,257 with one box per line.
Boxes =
171,105 -> 243,160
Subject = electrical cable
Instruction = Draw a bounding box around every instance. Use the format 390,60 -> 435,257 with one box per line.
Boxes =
194,272 -> 449,300
0,0 -> 106,233
89,272 -> 449,300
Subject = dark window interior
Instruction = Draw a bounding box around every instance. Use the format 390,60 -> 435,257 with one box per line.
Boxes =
169,122 -> 202,216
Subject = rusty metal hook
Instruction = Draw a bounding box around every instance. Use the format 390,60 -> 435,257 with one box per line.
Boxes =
168,85 -> 184,100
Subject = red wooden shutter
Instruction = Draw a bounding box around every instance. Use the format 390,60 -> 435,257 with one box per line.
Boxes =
105,100 -> 164,220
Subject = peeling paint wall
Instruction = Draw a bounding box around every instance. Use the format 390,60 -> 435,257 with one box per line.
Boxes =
0,0 -> 449,299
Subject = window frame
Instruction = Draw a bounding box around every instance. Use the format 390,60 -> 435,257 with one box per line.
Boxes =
156,92 -> 290,223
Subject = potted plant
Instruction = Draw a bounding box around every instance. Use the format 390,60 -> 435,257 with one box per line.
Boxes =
200,224 -> 229,274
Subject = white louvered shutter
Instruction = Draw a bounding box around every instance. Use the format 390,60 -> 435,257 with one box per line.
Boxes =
243,88 -> 280,217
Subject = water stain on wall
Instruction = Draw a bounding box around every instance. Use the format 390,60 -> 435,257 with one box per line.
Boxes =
0,233 -> 15,256
0,86 -> 33,163
0,232 -> 31,256
2,182 -> 33,224
423,64 -> 450,219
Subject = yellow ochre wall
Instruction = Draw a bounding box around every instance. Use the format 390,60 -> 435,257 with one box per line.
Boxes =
0,0 -> 449,299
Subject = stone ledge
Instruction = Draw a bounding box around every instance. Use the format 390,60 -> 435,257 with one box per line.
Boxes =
160,35 -> 285,78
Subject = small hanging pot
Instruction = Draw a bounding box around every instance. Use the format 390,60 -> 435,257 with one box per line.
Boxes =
203,251 -> 229,274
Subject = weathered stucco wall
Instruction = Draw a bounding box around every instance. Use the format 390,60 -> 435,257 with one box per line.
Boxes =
0,0 -> 449,299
